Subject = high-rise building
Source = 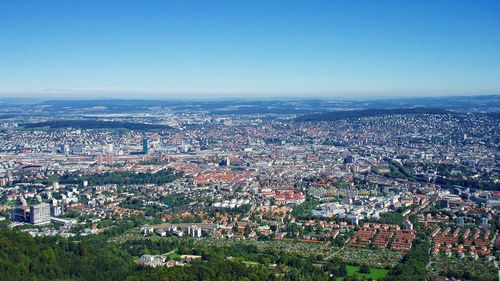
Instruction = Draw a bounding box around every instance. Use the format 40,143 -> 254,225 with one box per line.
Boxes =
143,138 -> 149,154
106,154 -> 114,166
30,203 -> 50,225
106,143 -> 114,154
12,206 -> 30,222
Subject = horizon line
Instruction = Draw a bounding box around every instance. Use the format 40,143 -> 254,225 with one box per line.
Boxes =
0,92 -> 498,103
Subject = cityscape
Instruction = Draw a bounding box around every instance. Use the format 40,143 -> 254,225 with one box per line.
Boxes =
0,97 -> 498,280
0,1 -> 499,281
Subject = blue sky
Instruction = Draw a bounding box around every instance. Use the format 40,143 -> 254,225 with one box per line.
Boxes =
0,0 -> 499,99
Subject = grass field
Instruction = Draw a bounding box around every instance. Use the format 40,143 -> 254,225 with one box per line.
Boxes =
166,252 -> 181,260
241,260 -> 260,266
336,265 -> 390,280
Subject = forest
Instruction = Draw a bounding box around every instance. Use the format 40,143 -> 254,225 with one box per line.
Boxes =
59,169 -> 180,186
0,225 -> 442,281
0,229 -> 330,281
295,108 -> 450,122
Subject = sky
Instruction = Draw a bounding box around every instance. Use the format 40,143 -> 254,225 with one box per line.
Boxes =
0,0 -> 499,100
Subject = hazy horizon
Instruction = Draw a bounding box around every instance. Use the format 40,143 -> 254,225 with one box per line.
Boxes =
0,92 -> 498,103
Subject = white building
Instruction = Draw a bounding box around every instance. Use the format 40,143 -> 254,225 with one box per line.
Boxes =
30,203 -> 50,225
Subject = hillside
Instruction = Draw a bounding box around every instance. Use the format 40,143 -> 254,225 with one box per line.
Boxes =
295,108 -> 450,122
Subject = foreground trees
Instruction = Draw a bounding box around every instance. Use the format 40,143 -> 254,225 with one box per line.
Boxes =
0,230 -> 331,281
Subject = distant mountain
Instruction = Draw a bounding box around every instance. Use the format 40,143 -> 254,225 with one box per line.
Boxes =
295,108 -> 451,122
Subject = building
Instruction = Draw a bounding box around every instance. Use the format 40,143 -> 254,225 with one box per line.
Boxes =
439,199 -> 450,209
50,217 -> 76,226
344,155 -> 356,164
72,144 -> 85,155
30,203 -> 51,225
106,154 -> 114,166
188,227 -> 202,238
143,138 -> 149,154
12,206 -> 30,222
50,205 -> 64,217
219,157 -> 230,166
60,144 -> 70,154
97,154 -> 104,165
106,143 -> 114,154
403,220 -> 414,230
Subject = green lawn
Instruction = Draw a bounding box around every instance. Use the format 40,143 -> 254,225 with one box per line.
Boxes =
6,200 -> 17,206
242,260 -> 260,266
166,252 -> 181,260
336,265 -> 390,280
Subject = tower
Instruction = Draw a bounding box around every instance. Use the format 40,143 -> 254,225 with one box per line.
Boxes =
143,138 -> 149,154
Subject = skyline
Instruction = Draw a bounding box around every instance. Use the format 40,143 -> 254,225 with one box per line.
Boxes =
1,1 -> 500,99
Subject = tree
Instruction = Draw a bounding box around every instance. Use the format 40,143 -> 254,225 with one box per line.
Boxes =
244,225 -> 252,237
338,264 -> 348,277
359,264 -> 370,274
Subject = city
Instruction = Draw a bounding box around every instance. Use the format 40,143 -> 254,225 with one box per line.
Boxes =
0,98 -> 498,280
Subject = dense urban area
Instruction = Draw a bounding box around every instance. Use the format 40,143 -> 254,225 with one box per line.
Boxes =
0,98 -> 498,281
